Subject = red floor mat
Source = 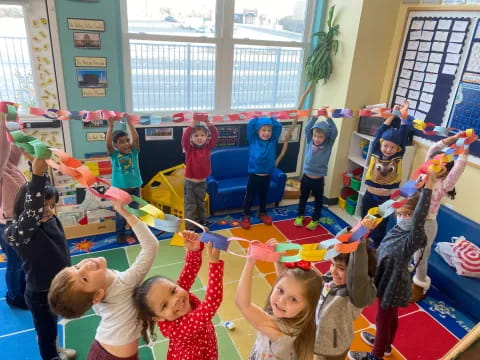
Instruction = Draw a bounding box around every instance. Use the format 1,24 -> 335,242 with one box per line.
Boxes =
362,298 -> 420,323
273,217 -> 330,241
393,311 -> 458,359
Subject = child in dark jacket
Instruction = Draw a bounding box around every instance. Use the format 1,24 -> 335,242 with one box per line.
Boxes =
182,119 -> 218,229
348,170 -> 436,360
295,108 -> 338,230
362,102 -> 411,248
4,158 -> 74,360
240,116 -> 282,229
314,221 -> 377,360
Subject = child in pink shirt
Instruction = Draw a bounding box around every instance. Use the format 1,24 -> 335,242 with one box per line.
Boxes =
410,133 -> 468,301
0,113 -> 27,309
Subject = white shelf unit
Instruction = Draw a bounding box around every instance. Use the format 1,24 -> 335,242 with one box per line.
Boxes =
343,131 -> 415,219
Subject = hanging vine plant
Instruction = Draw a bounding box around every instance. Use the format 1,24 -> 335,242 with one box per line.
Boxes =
276,5 -> 339,166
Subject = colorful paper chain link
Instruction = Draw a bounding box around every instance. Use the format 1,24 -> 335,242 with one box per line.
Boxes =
4,128 -> 181,233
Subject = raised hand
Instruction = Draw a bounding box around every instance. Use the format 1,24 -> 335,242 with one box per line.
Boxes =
181,230 -> 201,251
207,242 -> 220,263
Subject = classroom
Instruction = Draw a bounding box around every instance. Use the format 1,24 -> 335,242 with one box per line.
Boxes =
0,0 -> 479,359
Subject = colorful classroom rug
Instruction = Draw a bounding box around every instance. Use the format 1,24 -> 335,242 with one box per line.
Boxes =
0,203 -> 476,359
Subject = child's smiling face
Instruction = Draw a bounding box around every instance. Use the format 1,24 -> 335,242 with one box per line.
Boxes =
269,275 -> 307,319
258,125 -> 272,141
380,140 -> 398,157
147,278 -> 191,321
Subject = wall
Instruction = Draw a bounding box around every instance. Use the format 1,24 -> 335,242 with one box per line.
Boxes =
54,0 -> 125,158
379,2 -> 480,224
312,0 -> 401,198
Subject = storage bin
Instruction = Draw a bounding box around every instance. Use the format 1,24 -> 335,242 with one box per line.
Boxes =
338,197 -> 346,209
342,172 -> 351,186
346,202 -> 356,215
341,187 -> 356,200
350,176 -> 362,191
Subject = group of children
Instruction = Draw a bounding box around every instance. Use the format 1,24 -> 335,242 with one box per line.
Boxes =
0,102 -> 468,360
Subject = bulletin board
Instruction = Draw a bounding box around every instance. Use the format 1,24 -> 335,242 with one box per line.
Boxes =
137,121 -> 303,185
390,11 -> 480,157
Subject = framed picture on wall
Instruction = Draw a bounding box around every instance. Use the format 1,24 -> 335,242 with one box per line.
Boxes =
86,132 -> 106,142
83,120 -> 108,129
279,124 -> 301,143
74,32 -> 101,49
68,18 -> 105,32
145,127 -> 174,141
77,69 -> 107,88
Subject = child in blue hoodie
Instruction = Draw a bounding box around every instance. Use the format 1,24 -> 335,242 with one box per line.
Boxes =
294,108 -> 338,230
362,103 -> 411,248
240,116 -> 282,229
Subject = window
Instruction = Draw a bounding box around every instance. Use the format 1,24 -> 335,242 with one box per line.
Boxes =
0,4 -> 39,113
123,0 -> 314,113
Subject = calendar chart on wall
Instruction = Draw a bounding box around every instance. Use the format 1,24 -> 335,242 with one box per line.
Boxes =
390,11 -> 480,158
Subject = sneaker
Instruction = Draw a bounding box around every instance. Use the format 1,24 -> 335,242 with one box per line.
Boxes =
58,348 -> 77,360
306,219 -> 319,231
360,332 -> 392,356
348,351 -> 376,360
5,295 -> 28,310
240,216 -> 251,230
259,213 -> 272,225
294,216 -> 304,227
116,233 -> 127,244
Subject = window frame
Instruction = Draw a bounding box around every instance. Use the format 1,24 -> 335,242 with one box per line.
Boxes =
120,0 -> 316,115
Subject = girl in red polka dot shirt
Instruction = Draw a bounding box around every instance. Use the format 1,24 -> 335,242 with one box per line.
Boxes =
236,239 -> 322,360
134,230 -> 224,360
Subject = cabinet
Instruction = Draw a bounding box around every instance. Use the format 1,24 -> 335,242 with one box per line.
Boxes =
341,131 -> 415,220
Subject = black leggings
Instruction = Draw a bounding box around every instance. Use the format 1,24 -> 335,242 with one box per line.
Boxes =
243,174 -> 271,216
297,174 -> 324,221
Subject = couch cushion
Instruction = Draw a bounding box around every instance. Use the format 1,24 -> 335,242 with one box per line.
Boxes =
429,250 -> 480,322
435,205 -> 480,248
211,146 -> 249,180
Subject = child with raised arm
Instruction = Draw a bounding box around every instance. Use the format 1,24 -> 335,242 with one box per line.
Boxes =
314,221 -> 377,360
348,170 -> 436,360
362,102 -> 411,248
133,231 -> 224,359
48,200 -> 158,360
410,132 -> 468,301
182,119 -> 218,229
0,111 -> 27,309
5,158 -> 76,360
294,107 -> 338,230
236,243 -> 322,360
106,116 -> 143,244
240,116 -> 282,229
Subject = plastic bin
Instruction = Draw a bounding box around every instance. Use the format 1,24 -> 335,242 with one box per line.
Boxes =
341,187 -> 357,200
350,176 -> 362,191
338,197 -> 346,209
342,172 -> 352,186
346,202 -> 356,215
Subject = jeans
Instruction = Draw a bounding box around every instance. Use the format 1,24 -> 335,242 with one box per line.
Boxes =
184,180 -> 207,229
361,191 -> 391,248
25,289 -> 60,360
297,174 -> 325,221
372,301 -> 398,358
115,188 -> 141,234
242,174 -> 271,216
0,222 -> 26,304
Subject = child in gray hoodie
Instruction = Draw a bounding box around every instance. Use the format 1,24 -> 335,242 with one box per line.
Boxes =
294,108 -> 338,230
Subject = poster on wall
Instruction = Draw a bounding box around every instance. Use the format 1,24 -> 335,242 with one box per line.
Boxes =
145,127 -> 174,141
82,88 -> 106,97
77,69 -> 107,88
86,132 -> 106,142
216,126 -> 240,147
449,19 -> 480,156
83,120 -> 108,129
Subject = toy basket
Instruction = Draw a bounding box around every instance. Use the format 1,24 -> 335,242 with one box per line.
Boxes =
142,164 -> 210,219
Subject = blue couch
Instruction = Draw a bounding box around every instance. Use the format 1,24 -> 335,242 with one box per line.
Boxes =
207,146 -> 287,214
429,205 -> 480,323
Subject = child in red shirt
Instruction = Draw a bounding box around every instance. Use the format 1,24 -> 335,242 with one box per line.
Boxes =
182,119 -> 218,228
134,231 -> 224,359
